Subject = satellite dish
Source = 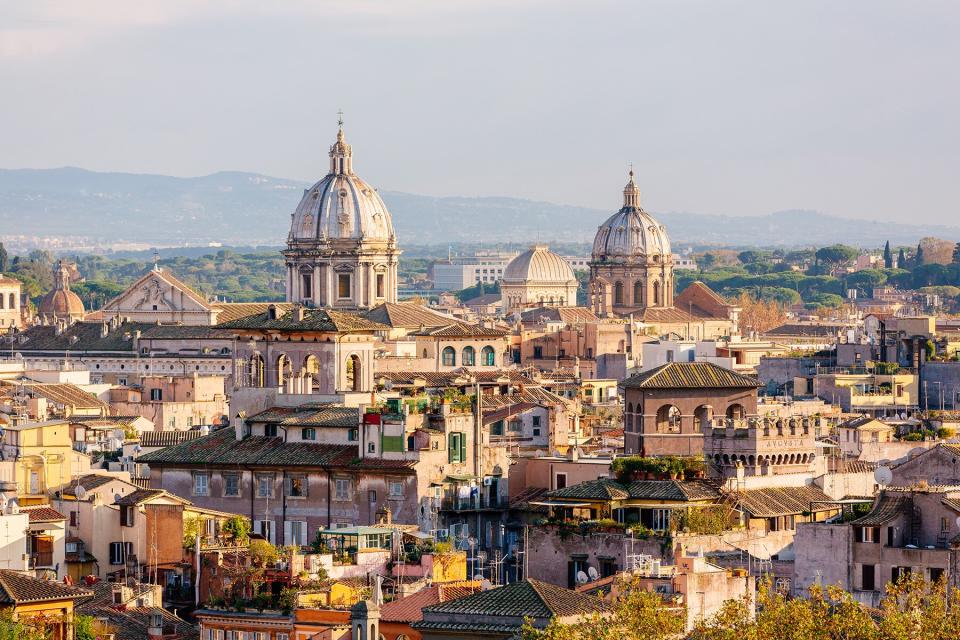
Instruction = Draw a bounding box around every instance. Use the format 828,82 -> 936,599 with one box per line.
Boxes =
480,579 -> 492,591
874,467 -> 893,485
477,550 -> 488,562
74,486 -> 87,501
576,571 -> 589,585
473,573 -> 484,580
114,493 -> 123,503
587,566 -> 599,580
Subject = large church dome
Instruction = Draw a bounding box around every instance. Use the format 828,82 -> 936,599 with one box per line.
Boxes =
288,126 -> 395,243
592,170 -> 671,261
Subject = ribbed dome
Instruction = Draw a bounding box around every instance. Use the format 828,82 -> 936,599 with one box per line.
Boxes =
592,171 -> 671,261
503,245 -> 576,284
289,126 -> 395,243
38,261 -> 84,320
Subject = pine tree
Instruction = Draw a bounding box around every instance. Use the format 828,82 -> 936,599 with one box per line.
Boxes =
883,240 -> 892,268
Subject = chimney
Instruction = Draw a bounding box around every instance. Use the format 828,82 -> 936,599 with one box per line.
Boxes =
101,323 -> 110,338
294,305 -> 306,322
233,412 -> 248,440
147,609 -> 164,640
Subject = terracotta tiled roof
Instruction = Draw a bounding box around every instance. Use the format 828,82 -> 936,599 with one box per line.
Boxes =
942,498 -> 960,513
850,493 -> 912,526
137,427 -> 415,471
217,307 -> 385,332
138,430 -> 205,448
3,381 -> 108,410
0,275 -> 20,286
212,302 -> 293,324
113,488 -> 180,506
20,506 -> 66,523
377,369 -> 533,388
0,570 -> 91,604
380,584 -> 478,623
627,479 -> 722,502
418,579 -> 605,621
246,404 -> 358,428
76,580 -> 156,612
509,487 -> 550,513
547,479 -> 628,501
764,323 -> 849,338
410,322 -> 509,338
520,307 -> 599,326
364,302 -> 456,329
58,473 -> 130,497
621,362 -> 760,390
15,320 -> 155,353
139,325 -> 234,339
734,486 -> 836,518
100,606 -> 198,640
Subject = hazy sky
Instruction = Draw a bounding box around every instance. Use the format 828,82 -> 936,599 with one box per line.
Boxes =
2,1 -> 958,224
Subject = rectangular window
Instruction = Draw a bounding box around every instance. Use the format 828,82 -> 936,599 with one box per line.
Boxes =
533,346 -> 543,359
70,511 -> 78,527
338,274 -> 352,299
532,416 -> 541,428
257,474 -> 274,498
121,505 -> 135,527
533,426 -> 541,437
264,424 -> 278,437
388,480 -> 404,498
301,427 -> 316,441
301,273 -> 313,300
555,473 -> 567,490
652,509 -> 671,531
277,634 -> 289,640
861,564 -> 875,591
448,432 -> 465,463
253,519 -> 276,544
109,541 -> 128,565
285,520 -> 308,546
335,478 -> 352,502
150,388 -> 162,401
376,273 -> 385,298
287,474 -> 307,498
859,526 -> 880,543
193,472 -> 209,496
223,473 -> 240,497
348,428 -> 359,442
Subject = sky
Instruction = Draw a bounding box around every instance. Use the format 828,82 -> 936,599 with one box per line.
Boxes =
2,0 -> 959,224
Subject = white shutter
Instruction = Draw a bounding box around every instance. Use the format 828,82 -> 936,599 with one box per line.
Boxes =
283,521 -> 292,546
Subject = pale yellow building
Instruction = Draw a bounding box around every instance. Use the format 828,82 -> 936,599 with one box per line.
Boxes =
0,275 -> 21,329
0,419 -> 90,504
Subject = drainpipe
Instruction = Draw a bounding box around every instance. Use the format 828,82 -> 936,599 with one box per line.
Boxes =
326,469 -> 333,528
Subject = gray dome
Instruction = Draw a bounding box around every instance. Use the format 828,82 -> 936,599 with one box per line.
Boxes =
503,245 -> 576,285
289,127 -> 395,243
592,171 -> 671,261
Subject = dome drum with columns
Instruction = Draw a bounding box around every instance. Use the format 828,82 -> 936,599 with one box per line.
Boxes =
284,122 -> 400,310
501,245 -> 578,313
589,171 -> 674,316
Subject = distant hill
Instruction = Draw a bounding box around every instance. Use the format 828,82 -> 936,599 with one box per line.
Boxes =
1,167 -> 956,248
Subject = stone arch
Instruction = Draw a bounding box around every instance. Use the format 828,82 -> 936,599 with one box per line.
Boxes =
248,353 -> 265,388
726,403 -> 745,420
345,353 -> 362,392
722,454 -> 730,465
714,454 -> 722,465
303,354 -> 320,392
462,345 -> 476,366
748,455 -> 755,466
276,353 -> 292,387
656,404 -> 681,432
633,280 -> 643,306
694,404 -> 713,430
653,280 -> 661,305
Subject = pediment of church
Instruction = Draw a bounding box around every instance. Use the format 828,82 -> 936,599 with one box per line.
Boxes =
102,269 -> 213,315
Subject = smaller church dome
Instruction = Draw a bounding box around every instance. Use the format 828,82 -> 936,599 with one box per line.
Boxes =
38,260 -> 84,321
503,245 -> 577,284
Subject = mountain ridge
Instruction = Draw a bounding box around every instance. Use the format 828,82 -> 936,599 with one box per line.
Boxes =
1,167 -> 955,248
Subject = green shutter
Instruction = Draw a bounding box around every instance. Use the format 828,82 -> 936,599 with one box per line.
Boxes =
460,432 -> 467,464
448,433 -> 456,463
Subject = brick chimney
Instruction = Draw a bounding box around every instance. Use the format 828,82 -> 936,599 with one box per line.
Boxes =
147,609 -> 164,640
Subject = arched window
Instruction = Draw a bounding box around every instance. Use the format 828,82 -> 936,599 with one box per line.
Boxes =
653,281 -> 661,305
726,403 -> 745,420
346,354 -> 362,392
7,293 -> 12,309
614,281 -> 624,305
0,295 -> 4,309
626,403 -> 634,432
248,353 -> 265,388
481,346 -> 496,366
633,281 -> 643,306
462,346 -> 475,366
422,348 -> 428,359
441,346 -> 456,367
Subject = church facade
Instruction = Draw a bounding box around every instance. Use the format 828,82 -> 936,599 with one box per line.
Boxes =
283,123 -> 401,310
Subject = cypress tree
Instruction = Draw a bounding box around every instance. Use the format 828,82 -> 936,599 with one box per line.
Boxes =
883,240 -> 892,269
